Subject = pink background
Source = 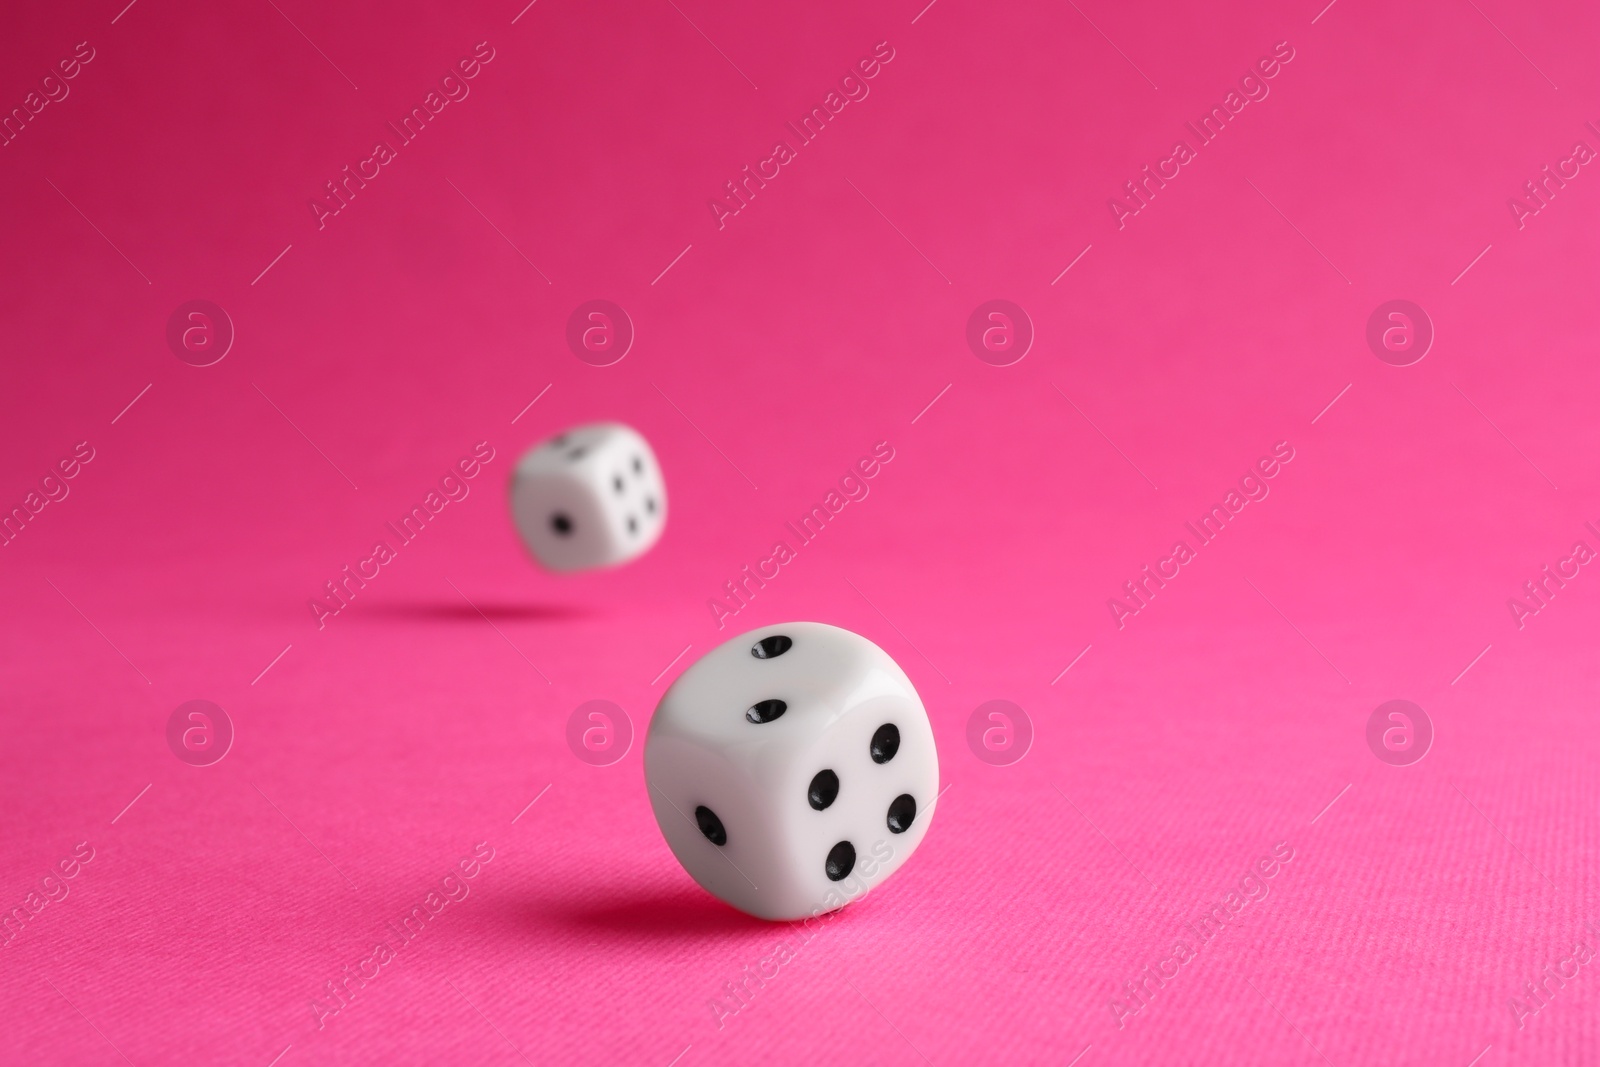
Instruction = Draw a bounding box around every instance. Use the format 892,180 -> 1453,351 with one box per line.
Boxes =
2,0 -> 1599,1063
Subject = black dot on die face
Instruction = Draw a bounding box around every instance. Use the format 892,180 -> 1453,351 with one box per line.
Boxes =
887,793 -> 916,834
695,805 -> 727,846
567,447 -> 586,462
746,699 -> 787,724
870,723 -> 900,764
550,513 -> 573,536
825,840 -> 856,881
645,496 -> 657,514
613,476 -> 624,494
751,635 -> 793,659
627,516 -> 637,534
808,770 -> 839,810
633,456 -> 644,475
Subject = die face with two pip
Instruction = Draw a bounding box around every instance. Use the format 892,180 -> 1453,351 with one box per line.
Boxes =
645,622 -> 939,921
509,422 -> 666,572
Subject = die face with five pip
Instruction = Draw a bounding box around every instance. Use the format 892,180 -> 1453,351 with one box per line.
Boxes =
509,423 -> 666,572
645,622 -> 939,921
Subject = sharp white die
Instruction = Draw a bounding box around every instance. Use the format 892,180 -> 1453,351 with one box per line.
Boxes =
509,423 -> 667,572
645,622 -> 939,921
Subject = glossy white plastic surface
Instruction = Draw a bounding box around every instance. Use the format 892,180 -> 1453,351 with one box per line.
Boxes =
645,621 -> 938,921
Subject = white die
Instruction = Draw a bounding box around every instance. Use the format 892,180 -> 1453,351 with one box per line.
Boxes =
509,423 -> 666,572
645,622 -> 939,921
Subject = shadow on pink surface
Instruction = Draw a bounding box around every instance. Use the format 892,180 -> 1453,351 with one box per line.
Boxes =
359,598 -> 597,623
505,883 -> 769,941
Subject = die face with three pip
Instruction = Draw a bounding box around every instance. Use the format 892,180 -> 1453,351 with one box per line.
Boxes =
509,422 -> 666,573
645,622 -> 939,921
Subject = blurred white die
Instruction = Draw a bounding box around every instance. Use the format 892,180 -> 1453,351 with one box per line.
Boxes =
510,423 -> 666,572
645,622 -> 938,921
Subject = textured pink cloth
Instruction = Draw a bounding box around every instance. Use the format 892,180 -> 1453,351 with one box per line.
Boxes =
1,0 -> 1598,1063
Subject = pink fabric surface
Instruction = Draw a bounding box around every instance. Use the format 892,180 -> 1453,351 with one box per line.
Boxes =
2,0 -> 1598,1063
